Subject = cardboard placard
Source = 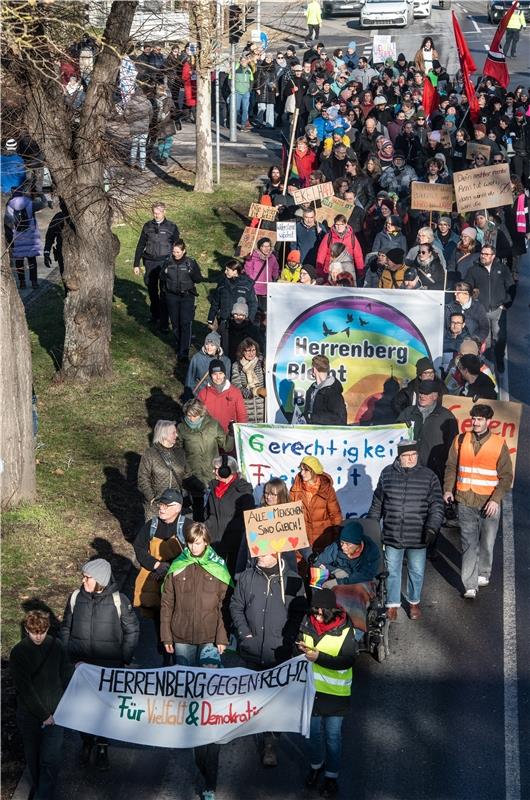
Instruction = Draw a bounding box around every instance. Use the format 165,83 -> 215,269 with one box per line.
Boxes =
453,163 -> 512,213
244,501 -> 309,557
276,221 -> 297,242
410,181 -> 455,212
442,395 -> 521,483
248,202 -> 278,221
316,196 -> 355,226
466,141 -> 492,161
291,181 -> 334,205
237,226 -> 277,258
372,35 -> 396,63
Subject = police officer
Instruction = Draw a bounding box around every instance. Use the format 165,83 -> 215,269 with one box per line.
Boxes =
160,239 -> 202,364
133,202 -> 180,330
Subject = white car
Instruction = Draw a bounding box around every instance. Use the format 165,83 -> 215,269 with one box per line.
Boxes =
360,0 -> 414,27
413,0 -> 432,17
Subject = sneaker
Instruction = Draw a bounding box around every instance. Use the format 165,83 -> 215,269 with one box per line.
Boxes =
305,765 -> 325,788
202,791 -> 216,800
463,588 -> 477,599
320,777 -> 339,797
79,741 -> 93,765
159,157 -> 168,166
262,740 -> 278,767
244,121 -> 252,130
95,745 -> 109,771
477,576 -> 490,587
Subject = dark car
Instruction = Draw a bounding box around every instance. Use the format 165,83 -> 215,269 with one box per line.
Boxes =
323,0 -> 364,16
487,0 -> 530,23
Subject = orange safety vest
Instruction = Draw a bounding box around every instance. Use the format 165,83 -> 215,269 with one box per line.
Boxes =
456,433 -> 504,495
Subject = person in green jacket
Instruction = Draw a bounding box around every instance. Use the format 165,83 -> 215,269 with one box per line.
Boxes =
177,398 -> 234,520
233,56 -> 254,129
9,610 -> 73,799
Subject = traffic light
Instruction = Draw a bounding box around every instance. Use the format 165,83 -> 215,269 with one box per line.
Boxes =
228,4 -> 243,43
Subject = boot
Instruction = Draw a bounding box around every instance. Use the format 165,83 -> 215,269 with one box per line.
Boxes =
262,738 -> 277,767
320,777 -> 338,797
95,744 -> 109,771
79,740 -> 93,766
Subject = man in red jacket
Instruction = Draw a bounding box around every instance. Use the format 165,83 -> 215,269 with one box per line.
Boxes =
198,360 -> 248,432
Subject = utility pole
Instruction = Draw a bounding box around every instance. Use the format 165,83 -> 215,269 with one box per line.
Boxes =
256,0 -> 261,35
230,42 -> 237,142
215,0 -> 221,182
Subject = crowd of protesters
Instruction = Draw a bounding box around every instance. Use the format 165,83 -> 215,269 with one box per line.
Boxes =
6,22 -> 528,800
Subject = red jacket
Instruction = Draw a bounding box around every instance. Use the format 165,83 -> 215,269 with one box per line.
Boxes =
316,226 -> 364,278
291,149 -> 318,187
198,382 -> 248,432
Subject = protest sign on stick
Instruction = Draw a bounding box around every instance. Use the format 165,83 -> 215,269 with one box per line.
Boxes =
466,141 -> 492,161
372,35 -> 396,62
292,182 -> 334,205
276,221 -> 297,242
410,181 -> 455,212
316,196 -> 355,226
237,226 -> 277,257
453,163 -> 512,213
248,203 -> 278,222
442,395 -> 521,483
244,501 -> 309,558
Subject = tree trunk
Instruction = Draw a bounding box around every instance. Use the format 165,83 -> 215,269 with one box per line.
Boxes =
0,251 -> 36,509
193,0 -> 214,193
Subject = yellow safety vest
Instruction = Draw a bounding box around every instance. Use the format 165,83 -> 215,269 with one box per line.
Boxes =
303,627 -> 352,697
507,11 -> 526,29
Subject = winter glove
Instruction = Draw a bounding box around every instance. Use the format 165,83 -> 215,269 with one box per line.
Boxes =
424,528 -> 438,548
153,563 -> 169,582
255,387 -> 267,398
333,568 -> 349,579
322,579 -> 338,589
43,251 -> 52,270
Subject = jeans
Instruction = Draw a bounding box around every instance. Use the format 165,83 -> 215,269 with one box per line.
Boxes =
505,28 -> 520,55
257,102 -> 275,127
163,292 -> 195,358
174,642 -> 216,666
308,715 -> 343,778
17,710 -> 64,800
130,133 -> 148,168
458,503 -> 500,590
158,135 -> 174,160
235,91 -> 250,125
384,546 -> 427,606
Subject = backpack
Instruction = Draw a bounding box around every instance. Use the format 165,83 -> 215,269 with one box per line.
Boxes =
69,588 -> 121,618
149,515 -> 187,547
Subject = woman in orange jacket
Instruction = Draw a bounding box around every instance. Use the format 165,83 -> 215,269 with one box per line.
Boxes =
289,456 -> 342,554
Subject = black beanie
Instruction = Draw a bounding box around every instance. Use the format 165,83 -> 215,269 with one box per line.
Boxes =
416,357 -> 434,377
310,588 -> 339,610
208,359 -> 226,377
385,247 -> 405,265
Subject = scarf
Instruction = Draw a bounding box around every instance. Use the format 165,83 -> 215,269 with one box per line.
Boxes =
516,193 -> 526,233
164,545 -> 233,589
310,609 -> 347,637
241,356 -> 260,394
214,473 -> 237,498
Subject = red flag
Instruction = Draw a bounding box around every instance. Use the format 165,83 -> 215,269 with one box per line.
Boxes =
483,1 -> 518,88
422,75 -> 440,118
452,11 -> 477,74
452,11 -> 480,122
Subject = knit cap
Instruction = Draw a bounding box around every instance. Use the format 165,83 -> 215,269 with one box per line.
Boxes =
199,643 -> 221,667
232,299 -> 249,317
287,250 -> 301,263
208,359 -> 226,377
82,558 -> 111,588
461,227 -> 477,240
300,455 -> 324,475
416,357 -> 434,376
205,331 -> 221,347
340,520 -> 363,545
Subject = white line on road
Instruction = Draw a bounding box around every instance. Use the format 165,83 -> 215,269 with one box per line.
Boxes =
469,16 -> 481,32
503,490 -> 521,800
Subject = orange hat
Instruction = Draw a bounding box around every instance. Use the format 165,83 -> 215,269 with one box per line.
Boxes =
259,194 -> 273,206
287,250 -> 301,263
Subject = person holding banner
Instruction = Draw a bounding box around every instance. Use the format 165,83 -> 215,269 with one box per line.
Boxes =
303,355 -> 347,427
230,551 -> 306,766
297,587 -> 358,798
160,522 -> 232,665
9,610 -> 73,800
443,405 -> 513,599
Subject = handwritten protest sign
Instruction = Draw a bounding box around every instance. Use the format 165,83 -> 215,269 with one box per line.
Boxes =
54,657 -> 314,747
316,196 -> 355,226
453,163 -> 512,213
372,35 -> 396,62
466,141 -> 492,161
442,396 -> 521,483
276,221 -> 297,242
265,284 -> 443,425
237,226 -> 277,257
244,501 -> 309,557
248,202 -> 278,222
292,181 -> 334,205
410,181 -> 455,212
235,422 -> 409,518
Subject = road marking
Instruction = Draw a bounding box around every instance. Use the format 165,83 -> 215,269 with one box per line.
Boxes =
468,16 -> 481,32
503,490 -> 521,800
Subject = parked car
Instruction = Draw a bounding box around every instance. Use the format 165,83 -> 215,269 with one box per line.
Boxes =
413,0 -> 432,17
487,0 -> 530,22
360,0 -> 413,27
323,0 -> 364,15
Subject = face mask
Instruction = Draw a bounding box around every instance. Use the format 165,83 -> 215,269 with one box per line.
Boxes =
185,417 -> 203,430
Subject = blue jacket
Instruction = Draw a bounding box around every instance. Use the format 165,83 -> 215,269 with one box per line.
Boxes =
4,192 -> 45,258
292,219 -> 324,266
313,537 -> 380,584
0,154 -> 26,194
185,348 -> 231,394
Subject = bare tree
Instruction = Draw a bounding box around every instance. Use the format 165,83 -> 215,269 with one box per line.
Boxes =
190,0 -> 215,193
3,0 -> 138,382
0,252 -> 36,509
